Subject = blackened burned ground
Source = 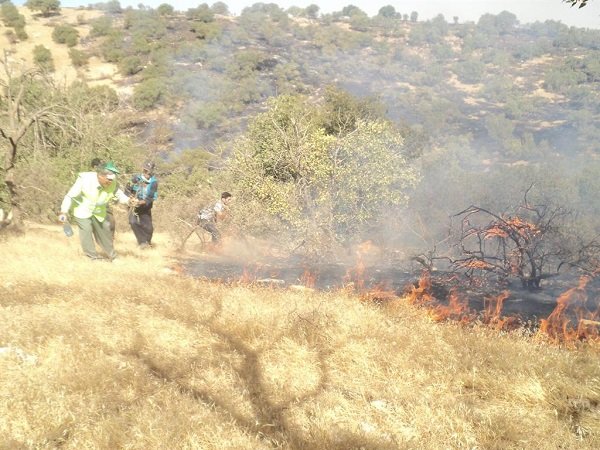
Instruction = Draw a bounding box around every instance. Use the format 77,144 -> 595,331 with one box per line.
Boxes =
185,256 -> 599,324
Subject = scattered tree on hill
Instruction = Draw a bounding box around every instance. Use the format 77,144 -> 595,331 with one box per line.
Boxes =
91,0 -> 122,14
228,94 -> 419,254
157,3 -> 174,16
89,15 -> 113,37
52,23 -> 78,47
378,5 -> 396,18
68,48 -> 89,67
186,4 -> 214,23
305,4 -> 319,19
133,77 -> 166,109
211,1 -> 228,15
32,45 -> 54,72
1,1 -> 28,40
25,0 -> 60,17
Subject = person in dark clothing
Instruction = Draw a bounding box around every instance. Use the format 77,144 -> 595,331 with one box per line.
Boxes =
197,192 -> 233,243
126,161 -> 158,248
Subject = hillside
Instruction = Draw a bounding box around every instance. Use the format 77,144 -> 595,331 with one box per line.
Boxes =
0,7 -> 125,90
1,225 -> 599,449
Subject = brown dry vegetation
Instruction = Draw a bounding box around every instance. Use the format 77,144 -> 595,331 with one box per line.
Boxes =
1,225 -> 599,449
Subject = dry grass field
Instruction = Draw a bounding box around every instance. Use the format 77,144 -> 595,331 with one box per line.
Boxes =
0,224 -> 599,449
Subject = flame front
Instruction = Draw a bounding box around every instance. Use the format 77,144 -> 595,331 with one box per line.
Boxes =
538,276 -> 600,344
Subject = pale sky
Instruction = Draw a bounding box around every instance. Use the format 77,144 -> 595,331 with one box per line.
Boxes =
22,0 -> 600,28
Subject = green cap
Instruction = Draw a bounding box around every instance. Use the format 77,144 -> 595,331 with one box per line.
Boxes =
103,161 -> 120,174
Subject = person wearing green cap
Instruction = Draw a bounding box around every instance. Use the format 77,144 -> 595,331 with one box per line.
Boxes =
58,162 -> 130,260
90,157 -> 116,236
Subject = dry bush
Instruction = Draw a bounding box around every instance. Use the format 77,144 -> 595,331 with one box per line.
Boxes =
0,226 -> 599,449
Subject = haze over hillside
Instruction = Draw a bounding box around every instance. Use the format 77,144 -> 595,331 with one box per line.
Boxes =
45,0 -> 600,28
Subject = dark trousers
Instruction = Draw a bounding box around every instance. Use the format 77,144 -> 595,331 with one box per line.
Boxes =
129,210 -> 153,245
201,220 -> 220,242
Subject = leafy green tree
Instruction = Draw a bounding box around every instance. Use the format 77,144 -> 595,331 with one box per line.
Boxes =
341,5 -> 366,17
157,3 -> 174,15
378,5 -> 396,18
350,13 -> 370,31
91,0 -> 122,13
477,11 -> 517,35
187,4 -> 214,22
25,0 -> 60,17
320,85 -> 385,136
305,4 -> 319,19
1,1 -> 27,40
228,94 -> 419,253
211,1 -> 228,15
410,11 -> 418,22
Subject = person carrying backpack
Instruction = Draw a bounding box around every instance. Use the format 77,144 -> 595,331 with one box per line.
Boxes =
126,161 -> 158,248
197,192 -> 233,243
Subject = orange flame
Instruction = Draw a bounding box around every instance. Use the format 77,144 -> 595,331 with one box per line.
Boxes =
360,282 -> 396,304
405,272 -> 435,306
482,290 -> 520,330
405,273 -> 472,322
239,265 -> 261,284
344,240 -> 377,291
538,276 -> 600,344
428,289 -> 472,322
457,259 -> 494,270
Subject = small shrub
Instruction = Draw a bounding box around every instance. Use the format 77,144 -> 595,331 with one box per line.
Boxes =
69,48 -> 89,67
4,29 -> 17,44
90,16 -> 113,37
33,44 -> 54,72
15,26 -> 28,41
133,77 -> 166,110
119,55 -> 143,76
52,24 -> 79,47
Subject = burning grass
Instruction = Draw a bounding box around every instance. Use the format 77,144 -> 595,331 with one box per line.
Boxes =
1,225 -> 599,448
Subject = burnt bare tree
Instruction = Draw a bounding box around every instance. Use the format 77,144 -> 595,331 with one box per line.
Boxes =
447,186 -> 600,288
